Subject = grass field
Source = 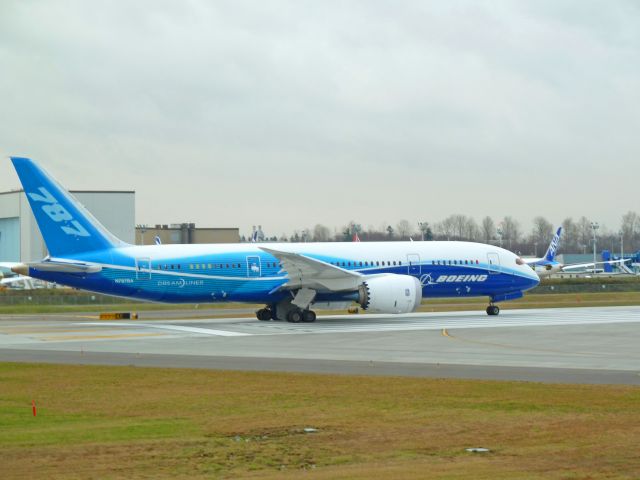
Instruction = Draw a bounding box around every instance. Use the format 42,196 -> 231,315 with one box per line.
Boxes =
1,363 -> 639,479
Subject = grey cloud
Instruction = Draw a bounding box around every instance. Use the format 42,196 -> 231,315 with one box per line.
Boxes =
0,0 -> 638,234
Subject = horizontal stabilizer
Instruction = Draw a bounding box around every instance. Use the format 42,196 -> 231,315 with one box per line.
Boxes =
12,262 -> 102,275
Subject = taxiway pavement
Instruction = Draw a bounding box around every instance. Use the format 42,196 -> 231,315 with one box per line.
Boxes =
1,306 -> 639,385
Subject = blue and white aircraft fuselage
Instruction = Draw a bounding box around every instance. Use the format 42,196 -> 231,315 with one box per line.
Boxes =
9,157 -> 539,321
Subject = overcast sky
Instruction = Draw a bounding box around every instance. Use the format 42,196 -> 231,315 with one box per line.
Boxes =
1,1 -> 638,237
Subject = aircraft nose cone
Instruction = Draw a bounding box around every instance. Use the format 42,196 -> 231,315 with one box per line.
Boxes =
521,269 -> 540,291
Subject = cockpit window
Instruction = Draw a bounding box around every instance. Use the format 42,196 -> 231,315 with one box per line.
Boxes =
515,257 -> 525,265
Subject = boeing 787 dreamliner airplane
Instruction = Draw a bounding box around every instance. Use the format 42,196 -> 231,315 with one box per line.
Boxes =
9,157 -> 539,322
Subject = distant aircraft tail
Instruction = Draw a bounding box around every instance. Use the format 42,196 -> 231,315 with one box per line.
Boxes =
543,227 -> 562,262
10,157 -> 126,257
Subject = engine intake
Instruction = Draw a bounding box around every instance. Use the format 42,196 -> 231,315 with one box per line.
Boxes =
358,274 -> 422,314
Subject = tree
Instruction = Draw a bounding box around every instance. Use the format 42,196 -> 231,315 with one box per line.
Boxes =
500,216 -> 521,249
463,217 -> 480,241
481,216 -> 495,244
577,216 -> 593,253
396,219 -> 414,240
621,211 -> 640,251
341,221 -> 362,241
530,216 -> 554,255
561,217 -> 579,252
434,214 -> 479,241
312,224 -> 331,242
451,214 -> 467,239
418,222 -> 433,241
435,217 -> 455,240
425,226 -> 434,240
386,225 -> 394,239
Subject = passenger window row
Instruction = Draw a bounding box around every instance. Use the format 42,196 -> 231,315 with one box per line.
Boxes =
431,260 -> 480,265
330,260 -> 403,267
189,263 -> 241,270
152,258 -> 480,272
154,264 -> 181,270
151,262 -> 283,271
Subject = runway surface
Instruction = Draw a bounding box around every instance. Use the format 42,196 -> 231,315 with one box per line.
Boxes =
1,306 -> 639,385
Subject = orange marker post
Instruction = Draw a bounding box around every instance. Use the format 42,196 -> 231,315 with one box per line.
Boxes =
32,399 -> 37,417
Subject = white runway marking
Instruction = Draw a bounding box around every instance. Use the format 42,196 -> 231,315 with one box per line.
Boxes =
78,322 -> 251,337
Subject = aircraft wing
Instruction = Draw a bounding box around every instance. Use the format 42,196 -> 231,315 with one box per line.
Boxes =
259,247 -> 362,292
0,262 -> 22,269
1,275 -> 26,285
561,259 -> 627,271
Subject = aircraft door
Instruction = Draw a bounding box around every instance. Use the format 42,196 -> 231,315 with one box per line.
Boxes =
487,252 -> 500,274
246,256 -> 261,277
407,253 -> 420,276
135,257 -> 151,279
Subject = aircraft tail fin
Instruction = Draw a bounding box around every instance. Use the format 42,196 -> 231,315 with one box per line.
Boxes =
543,227 -> 562,262
10,157 -> 126,257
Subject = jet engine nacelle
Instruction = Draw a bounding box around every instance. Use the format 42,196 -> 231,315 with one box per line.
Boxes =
358,274 -> 422,314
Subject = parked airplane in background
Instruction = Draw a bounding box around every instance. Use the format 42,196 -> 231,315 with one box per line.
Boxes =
524,227 -> 626,276
523,227 -> 563,276
8,157 -> 539,320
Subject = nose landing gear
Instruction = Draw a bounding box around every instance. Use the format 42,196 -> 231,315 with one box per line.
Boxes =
486,304 -> 500,316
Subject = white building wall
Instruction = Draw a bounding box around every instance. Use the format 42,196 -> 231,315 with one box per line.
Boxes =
21,192 -> 45,261
0,217 -> 20,261
0,192 -> 22,261
73,192 -> 135,244
0,190 -> 135,262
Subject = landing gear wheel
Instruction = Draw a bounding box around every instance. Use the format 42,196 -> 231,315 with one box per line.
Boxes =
302,310 -> 316,323
286,309 -> 303,323
256,308 -> 272,321
486,305 -> 500,316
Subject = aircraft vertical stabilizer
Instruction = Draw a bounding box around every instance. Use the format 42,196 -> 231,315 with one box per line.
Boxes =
543,227 -> 562,263
10,157 -> 126,256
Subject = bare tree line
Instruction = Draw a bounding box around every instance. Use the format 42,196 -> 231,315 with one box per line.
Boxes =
243,211 -> 640,255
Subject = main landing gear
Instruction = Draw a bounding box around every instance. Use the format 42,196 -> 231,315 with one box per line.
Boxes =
256,308 -> 273,321
486,304 -> 500,316
285,308 -> 316,323
255,306 -> 316,323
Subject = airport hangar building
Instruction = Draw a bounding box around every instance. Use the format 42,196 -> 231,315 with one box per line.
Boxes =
0,189 -> 239,262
